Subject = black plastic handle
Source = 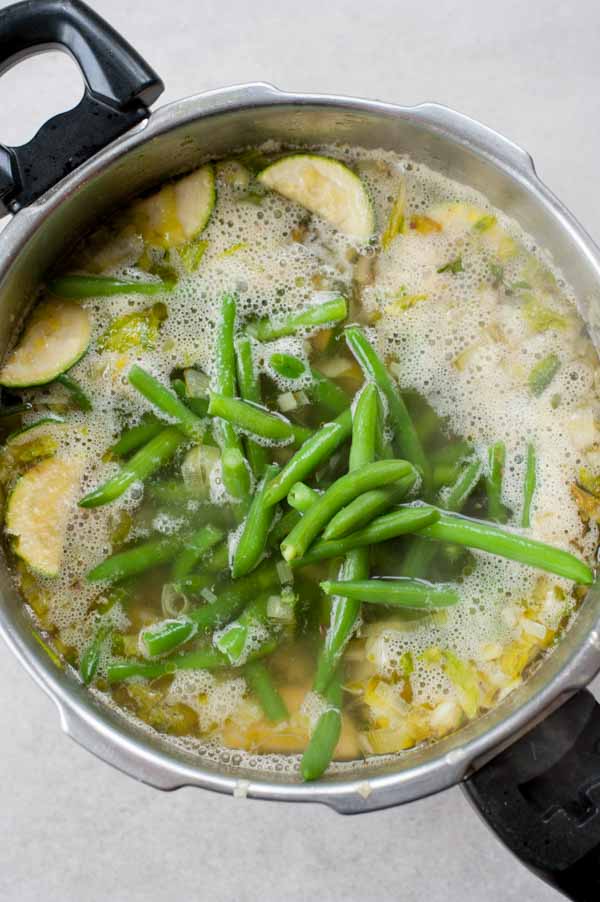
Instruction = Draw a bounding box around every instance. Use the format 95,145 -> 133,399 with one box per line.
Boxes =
0,0 -> 164,214
464,690 -> 600,901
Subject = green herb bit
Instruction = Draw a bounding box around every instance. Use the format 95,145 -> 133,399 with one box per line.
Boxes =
473,214 -> 497,232
437,257 -> 464,275
178,238 -> 208,273
529,353 -> 561,396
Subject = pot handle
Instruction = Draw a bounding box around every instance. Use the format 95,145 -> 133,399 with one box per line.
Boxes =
0,0 -> 164,215
464,689 -> 600,901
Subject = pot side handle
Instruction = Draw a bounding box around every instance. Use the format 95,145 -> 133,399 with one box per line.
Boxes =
463,689 -> 600,901
0,0 -> 164,215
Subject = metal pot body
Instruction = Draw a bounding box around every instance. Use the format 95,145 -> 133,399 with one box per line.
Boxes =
1,83 -> 600,813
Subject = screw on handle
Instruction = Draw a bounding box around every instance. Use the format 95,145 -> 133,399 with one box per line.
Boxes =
464,690 -> 600,902
0,0 -> 164,214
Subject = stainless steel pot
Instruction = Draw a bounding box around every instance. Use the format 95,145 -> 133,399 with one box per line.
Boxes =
1,3 -> 600,897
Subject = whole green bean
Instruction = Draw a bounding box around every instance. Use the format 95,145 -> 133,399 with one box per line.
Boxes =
232,464 -> 280,578
345,325 -> 430,493
321,577 -> 459,608
529,353 -> 561,396
267,507 -> 302,547
80,426 -> 185,508
87,530 -> 188,582
213,295 -> 251,500
171,525 -> 223,581
208,393 -> 312,445
107,637 -> 278,683
79,623 -> 112,685
263,409 -> 353,506
48,274 -> 174,298
323,478 -> 414,540
235,335 -> 269,478
281,459 -> 415,562
288,482 -> 320,513
141,561 -> 279,656
294,506 -> 439,567
128,365 -> 205,442
109,414 -> 164,458
522,443 -> 536,528
486,442 -> 507,523
55,374 -> 92,411
244,660 -> 289,722
252,296 -> 347,341
300,669 -> 342,781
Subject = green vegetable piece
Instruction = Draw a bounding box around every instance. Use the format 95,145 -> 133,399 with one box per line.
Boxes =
322,478 -> 414,540
437,257 -> 464,274
287,482 -> 320,513
269,352 -> 349,417
244,660 -> 289,723
87,530 -> 190,583
264,409 -> 352,506
80,426 -> 185,508
79,623 -> 112,685
232,464 -> 280,578
215,594 -> 270,663
381,181 -> 406,250
300,669 -> 342,781
522,298 -> 567,333
235,335 -> 269,478
522,443 -> 536,528
109,414 -> 164,458
251,296 -> 347,342
208,393 -> 312,445
281,459 -> 415,562
48,274 -> 175,298
171,525 -> 223,581
529,353 -> 561,396
473,214 -> 497,232
55,373 -> 92,411
486,442 -> 508,523
128,365 -> 205,442
98,302 -> 168,353
321,577 -> 459,608
269,352 -> 306,380
443,458 -> 483,512
178,238 -> 208,273
345,325 -> 430,494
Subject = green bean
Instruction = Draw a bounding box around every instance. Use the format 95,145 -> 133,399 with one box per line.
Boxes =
269,353 -> 349,416
522,443 -> 536,528
244,660 -> 289,722
80,426 -> 185,508
432,462 -> 461,492
232,465 -> 280,578
55,374 -> 92,411
327,506 -> 592,584
205,542 -> 230,572
323,478 -> 414,540
214,295 -> 251,500
281,459 -> 415,562
430,441 -> 472,468
267,507 -> 302,547
529,353 -> 561,396
175,571 -> 217,598
486,442 -> 507,523
321,577 -> 459,608
313,387 -> 380,693
48,274 -> 174,298
399,537 -> 437,579
252,296 -> 347,341
345,325 -> 430,493
208,393 -> 312,445
235,335 -> 269,478
288,482 -> 320,513
109,414 -> 164,458
215,594 -> 270,663
87,530 -> 188,582
141,561 -> 279,656
79,623 -> 112,685
264,409 -> 352,506
107,637 -> 278,683
171,377 -> 209,417
293,506 -> 439,567
128,365 -> 205,442
444,458 -> 483,512
171,525 -> 223,581
300,669 -> 342,781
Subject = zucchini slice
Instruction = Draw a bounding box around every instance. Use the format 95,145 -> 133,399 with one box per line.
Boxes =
7,416 -> 65,447
133,164 -> 216,248
6,456 -> 83,577
258,154 -> 375,240
0,300 -> 91,388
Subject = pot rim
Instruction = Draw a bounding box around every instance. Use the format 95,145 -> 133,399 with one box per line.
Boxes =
1,82 -> 600,813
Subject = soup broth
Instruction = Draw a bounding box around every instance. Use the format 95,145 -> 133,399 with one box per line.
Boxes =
0,144 -> 597,780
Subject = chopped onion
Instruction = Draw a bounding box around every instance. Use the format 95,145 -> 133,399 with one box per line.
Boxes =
318,357 -> 352,378
276,560 -> 293,585
161,583 -> 189,617
184,368 -> 210,398
201,587 -> 217,604
277,391 -> 297,412
520,617 -> 546,640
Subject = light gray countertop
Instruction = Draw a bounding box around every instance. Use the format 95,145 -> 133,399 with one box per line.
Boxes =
1,1 -> 599,899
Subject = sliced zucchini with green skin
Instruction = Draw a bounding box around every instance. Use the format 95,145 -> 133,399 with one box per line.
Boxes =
0,300 -> 91,388
7,416 -> 65,447
133,164 -> 216,249
6,456 -> 84,577
258,154 -> 375,240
